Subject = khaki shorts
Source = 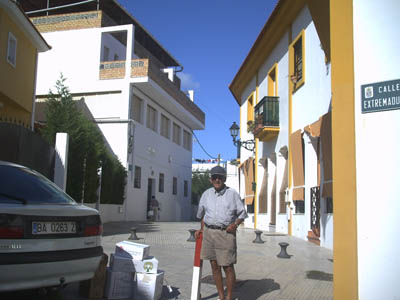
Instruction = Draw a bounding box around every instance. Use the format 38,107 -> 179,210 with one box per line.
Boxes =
201,226 -> 237,266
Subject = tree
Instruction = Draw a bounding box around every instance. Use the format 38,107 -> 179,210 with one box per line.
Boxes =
41,74 -> 126,204
191,171 -> 212,205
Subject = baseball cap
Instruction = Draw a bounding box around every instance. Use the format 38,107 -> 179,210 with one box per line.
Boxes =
210,166 -> 226,177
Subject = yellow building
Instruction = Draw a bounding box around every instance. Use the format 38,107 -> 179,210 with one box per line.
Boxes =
0,0 -> 50,128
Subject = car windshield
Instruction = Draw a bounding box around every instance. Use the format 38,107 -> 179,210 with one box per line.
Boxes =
0,164 -> 76,205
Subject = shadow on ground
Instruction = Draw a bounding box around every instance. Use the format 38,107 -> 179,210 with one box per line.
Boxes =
0,288 -> 67,300
200,277 -> 280,300
102,221 -> 161,236
161,286 -> 181,299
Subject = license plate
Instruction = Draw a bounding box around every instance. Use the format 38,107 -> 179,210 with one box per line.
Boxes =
32,222 -> 76,234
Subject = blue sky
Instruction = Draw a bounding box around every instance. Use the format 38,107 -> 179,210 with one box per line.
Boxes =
119,0 -> 278,161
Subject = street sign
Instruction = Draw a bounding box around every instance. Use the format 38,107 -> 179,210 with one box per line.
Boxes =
361,79 -> 400,113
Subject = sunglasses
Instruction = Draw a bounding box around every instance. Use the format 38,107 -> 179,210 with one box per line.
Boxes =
211,175 -> 225,181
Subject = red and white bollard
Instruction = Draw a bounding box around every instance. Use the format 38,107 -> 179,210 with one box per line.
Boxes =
190,231 -> 203,300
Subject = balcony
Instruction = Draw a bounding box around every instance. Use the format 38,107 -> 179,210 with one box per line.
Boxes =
253,96 -> 280,141
99,58 -> 205,126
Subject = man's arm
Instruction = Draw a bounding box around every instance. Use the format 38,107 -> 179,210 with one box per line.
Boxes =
226,218 -> 243,233
195,218 -> 204,239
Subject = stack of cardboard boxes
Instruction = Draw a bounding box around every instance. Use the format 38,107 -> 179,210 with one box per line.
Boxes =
104,240 -> 164,300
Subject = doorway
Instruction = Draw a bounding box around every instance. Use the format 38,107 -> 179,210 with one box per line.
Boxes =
147,178 -> 155,219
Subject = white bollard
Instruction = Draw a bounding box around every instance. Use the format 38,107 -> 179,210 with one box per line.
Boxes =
190,232 -> 203,300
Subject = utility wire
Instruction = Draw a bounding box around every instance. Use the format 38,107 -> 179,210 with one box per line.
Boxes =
196,101 -> 232,127
191,130 -> 218,160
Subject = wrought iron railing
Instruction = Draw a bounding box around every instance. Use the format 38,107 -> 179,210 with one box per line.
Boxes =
254,96 -> 279,129
310,186 -> 320,236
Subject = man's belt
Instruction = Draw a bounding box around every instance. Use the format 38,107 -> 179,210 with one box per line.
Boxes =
205,223 -> 227,230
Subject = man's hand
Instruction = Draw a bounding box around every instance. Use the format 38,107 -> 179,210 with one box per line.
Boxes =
226,223 -> 237,233
195,229 -> 203,239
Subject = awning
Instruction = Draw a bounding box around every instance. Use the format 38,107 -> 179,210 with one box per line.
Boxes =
290,129 -> 304,201
304,111 -> 332,197
240,157 -> 255,205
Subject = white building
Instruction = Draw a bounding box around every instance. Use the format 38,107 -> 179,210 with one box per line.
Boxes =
230,0 -> 400,298
26,0 -> 205,222
230,0 -> 333,248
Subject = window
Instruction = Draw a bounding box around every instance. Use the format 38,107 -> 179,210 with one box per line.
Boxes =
134,166 -> 141,188
289,30 -> 305,91
7,32 -> 17,67
114,53 -> 119,61
132,95 -> 143,123
184,180 -> 188,197
103,46 -> 110,61
183,130 -> 192,151
294,200 -> 305,213
268,63 -> 278,96
172,177 -> 177,195
159,173 -> 164,193
326,197 -> 333,213
146,105 -> 157,132
172,123 -> 181,145
160,114 -> 170,139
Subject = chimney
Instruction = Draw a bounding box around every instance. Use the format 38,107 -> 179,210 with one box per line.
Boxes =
188,90 -> 194,102
162,68 -> 174,81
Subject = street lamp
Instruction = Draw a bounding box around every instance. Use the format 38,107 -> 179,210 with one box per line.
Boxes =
229,122 -> 255,158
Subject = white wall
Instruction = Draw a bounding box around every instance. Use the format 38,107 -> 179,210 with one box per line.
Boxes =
84,203 -> 125,223
126,87 -> 193,221
291,7 -> 331,132
353,1 -> 400,298
35,24 -> 195,223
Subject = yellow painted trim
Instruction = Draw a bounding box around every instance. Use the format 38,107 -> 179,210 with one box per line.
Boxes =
254,74 -> 259,229
287,25 -> 293,236
246,92 -> 255,123
330,0 -> 358,299
255,127 -> 280,141
289,29 -> 305,92
267,63 -> 278,96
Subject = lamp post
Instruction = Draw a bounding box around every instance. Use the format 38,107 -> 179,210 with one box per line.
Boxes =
229,122 -> 255,158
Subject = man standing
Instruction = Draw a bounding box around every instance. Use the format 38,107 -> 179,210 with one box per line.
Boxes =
195,166 -> 248,300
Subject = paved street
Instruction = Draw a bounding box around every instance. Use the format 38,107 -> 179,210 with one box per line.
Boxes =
2,221 -> 333,300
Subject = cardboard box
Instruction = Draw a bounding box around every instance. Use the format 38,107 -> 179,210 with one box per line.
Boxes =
135,270 -> 164,300
104,268 -> 135,299
79,253 -> 108,299
115,240 -> 150,260
133,256 -> 158,274
110,254 -> 159,274
110,253 -> 135,273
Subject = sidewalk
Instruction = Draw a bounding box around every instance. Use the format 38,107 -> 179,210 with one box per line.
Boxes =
99,221 -> 333,300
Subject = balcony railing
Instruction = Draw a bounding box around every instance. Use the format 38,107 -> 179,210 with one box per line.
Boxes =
255,96 -> 279,127
253,96 -> 279,141
98,58 -> 205,125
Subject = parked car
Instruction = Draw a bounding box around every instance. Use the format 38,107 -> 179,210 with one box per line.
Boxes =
0,161 -> 103,292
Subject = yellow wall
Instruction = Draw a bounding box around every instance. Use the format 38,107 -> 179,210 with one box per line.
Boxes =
330,0 -> 358,299
0,8 -> 37,124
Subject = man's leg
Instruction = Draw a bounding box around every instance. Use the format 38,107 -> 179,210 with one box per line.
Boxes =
210,260 -> 225,300
223,264 -> 236,300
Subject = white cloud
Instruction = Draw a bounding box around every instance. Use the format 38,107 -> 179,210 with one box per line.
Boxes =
177,72 -> 200,90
